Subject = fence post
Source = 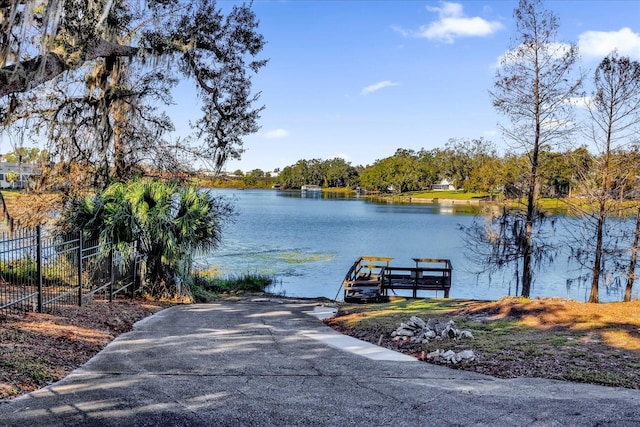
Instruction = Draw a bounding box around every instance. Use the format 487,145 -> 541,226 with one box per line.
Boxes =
109,246 -> 114,303
36,225 -> 43,313
131,241 -> 138,299
77,229 -> 83,306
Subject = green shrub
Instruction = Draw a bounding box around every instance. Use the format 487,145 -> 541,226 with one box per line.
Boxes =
1,258 -> 38,283
61,179 -> 235,299
189,272 -> 273,302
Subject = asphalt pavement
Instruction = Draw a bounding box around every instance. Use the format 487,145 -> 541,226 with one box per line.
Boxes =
1,297 -> 639,426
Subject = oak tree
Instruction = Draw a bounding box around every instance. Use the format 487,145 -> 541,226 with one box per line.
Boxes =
1,0 -> 267,190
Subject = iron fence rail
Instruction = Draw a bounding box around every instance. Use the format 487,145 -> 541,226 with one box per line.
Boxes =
0,226 -> 144,315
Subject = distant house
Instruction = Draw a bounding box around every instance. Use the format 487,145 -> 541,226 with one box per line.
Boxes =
431,179 -> 455,191
0,161 -> 41,189
625,175 -> 640,199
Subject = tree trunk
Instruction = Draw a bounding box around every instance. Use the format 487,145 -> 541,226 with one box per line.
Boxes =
522,106 -> 541,298
113,125 -> 126,180
521,229 -> 532,297
589,116 -> 614,303
625,206 -> 640,302
589,200 -> 606,303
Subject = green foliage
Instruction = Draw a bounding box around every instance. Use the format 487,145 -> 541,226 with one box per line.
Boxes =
243,169 -> 265,186
0,250 -> 81,288
268,141 -> 607,201
61,179 -> 235,299
4,172 -> 19,186
278,158 -> 359,189
360,148 -> 435,193
322,158 -> 360,188
408,190 -> 488,200
0,258 -> 38,283
564,368 -> 635,389
278,251 -> 334,263
17,361 -> 55,383
190,272 -> 273,302
189,281 -> 217,303
432,138 -> 497,190
2,148 -> 45,164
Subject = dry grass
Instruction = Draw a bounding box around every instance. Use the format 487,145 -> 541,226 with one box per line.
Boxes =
325,297 -> 640,389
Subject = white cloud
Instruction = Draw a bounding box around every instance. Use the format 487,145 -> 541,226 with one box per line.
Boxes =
411,1 -> 503,43
263,128 -> 289,139
361,80 -> 398,95
336,152 -> 351,162
578,28 -> 640,60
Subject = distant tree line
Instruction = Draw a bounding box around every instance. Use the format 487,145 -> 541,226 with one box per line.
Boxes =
275,138 -> 640,201
198,168 -> 278,189
277,158 -> 361,190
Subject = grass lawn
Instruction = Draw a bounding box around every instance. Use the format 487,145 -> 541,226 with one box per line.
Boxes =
405,190 -> 489,200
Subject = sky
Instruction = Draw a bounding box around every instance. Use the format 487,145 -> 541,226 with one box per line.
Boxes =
170,0 -> 640,173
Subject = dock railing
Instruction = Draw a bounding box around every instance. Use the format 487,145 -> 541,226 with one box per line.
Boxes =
382,258 -> 452,298
342,256 -> 393,302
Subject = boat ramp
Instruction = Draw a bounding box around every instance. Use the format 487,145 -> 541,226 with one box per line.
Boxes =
342,256 -> 452,303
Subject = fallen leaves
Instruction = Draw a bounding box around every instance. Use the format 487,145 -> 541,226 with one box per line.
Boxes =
0,299 -> 164,400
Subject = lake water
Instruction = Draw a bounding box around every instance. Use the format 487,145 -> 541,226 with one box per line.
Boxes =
200,189 -> 630,302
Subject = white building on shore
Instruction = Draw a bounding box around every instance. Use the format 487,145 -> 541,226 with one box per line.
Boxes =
431,179 -> 455,191
0,161 -> 41,189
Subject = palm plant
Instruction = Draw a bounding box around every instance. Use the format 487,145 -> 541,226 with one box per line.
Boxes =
62,179 -> 234,298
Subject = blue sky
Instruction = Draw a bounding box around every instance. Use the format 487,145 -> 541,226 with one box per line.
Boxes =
173,1 -> 640,173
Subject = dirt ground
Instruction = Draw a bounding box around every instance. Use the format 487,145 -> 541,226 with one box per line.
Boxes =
0,299 -> 165,399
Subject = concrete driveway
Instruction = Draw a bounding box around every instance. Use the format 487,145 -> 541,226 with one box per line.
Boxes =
1,298 -> 639,426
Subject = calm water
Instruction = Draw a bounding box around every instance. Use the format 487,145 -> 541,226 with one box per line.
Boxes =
201,189 -> 629,302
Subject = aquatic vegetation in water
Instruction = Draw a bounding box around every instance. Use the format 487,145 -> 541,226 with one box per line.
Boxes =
196,265 -> 222,278
278,251 -> 335,264
197,249 -> 335,282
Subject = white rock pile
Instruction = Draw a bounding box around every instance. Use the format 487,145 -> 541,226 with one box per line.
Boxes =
425,348 -> 475,364
391,316 -> 474,344
390,316 -> 475,364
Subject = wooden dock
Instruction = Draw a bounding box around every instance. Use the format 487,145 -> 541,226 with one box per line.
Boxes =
342,256 -> 452,303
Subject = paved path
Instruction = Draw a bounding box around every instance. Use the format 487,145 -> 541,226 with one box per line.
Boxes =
1,298 -> 640,426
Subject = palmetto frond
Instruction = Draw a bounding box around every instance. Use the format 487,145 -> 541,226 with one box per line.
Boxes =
60,179 -> 234,297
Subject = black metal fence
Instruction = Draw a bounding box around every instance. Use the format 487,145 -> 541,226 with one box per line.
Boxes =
0,226 -> 145,315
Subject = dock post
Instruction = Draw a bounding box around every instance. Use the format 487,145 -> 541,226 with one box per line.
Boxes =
413,259 -> 418,298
